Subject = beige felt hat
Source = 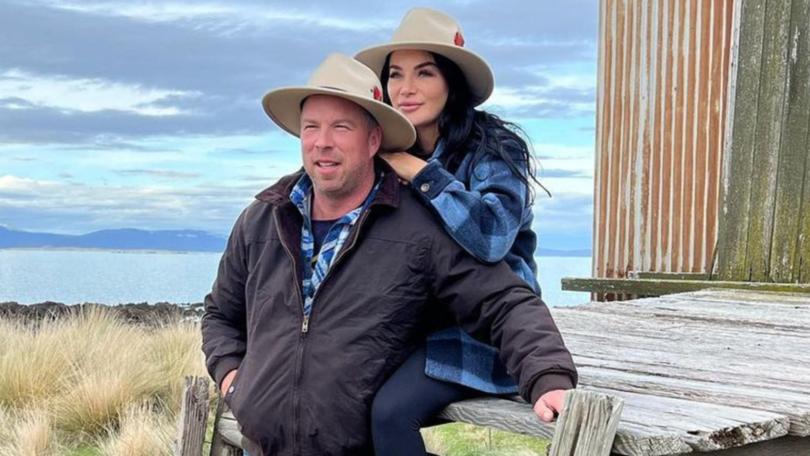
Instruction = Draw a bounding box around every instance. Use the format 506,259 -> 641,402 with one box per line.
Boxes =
355,7 -> 494,106
262,53 -> 416,150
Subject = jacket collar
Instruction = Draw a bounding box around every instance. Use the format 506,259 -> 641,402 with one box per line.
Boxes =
254,157 -> 401,209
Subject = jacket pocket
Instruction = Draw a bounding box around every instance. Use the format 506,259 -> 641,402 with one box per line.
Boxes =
223,364 -> 243,410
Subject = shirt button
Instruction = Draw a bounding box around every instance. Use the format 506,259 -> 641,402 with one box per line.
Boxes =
420,183 -> 431,192
228,386 -> 235,393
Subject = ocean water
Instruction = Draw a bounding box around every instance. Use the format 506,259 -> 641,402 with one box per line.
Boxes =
0,249 -> 592,307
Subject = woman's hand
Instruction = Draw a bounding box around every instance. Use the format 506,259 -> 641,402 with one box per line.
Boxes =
379,152 -> 428,184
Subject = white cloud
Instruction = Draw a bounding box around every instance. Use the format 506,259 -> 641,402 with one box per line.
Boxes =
485,86 -> 594,115
0,175 -> 55,191
483,37 -> 594,48
0,69 -> 201,116
0,174 -> 259,235
545,74 -> 596,92
30,1 -> 390,35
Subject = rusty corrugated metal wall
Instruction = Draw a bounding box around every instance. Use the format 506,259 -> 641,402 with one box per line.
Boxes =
593,0 -> 737,284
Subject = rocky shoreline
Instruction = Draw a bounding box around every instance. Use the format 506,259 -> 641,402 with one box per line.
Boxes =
0,301 -> 205,324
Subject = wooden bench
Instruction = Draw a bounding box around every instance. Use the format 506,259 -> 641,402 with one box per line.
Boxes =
175,380 -> 624,456
174,289 -> 810,455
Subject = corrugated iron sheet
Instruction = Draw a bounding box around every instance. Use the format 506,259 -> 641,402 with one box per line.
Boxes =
593,0 -> 736,283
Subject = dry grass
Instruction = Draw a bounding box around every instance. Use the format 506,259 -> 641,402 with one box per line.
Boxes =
0,319 -> 74,408
0,408 -> 63,456
144,322 -> 210,409
0,307 -> 207,454
97,403 -> 173,456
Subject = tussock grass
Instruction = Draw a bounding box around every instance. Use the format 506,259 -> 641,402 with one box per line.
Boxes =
144,322 -> 210,409
0,408 -> 63,456
97,403 -> 173,456
0,307 -> 206,454
0,319 -> 74,408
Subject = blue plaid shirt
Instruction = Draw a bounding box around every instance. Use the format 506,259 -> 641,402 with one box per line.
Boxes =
290,173 -> 382,317
411,140 -> 539,394
411,140 -> 539,290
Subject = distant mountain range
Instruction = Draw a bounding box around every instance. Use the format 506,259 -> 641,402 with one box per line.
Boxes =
0,227 -> 226,252
0,227 -> 591,257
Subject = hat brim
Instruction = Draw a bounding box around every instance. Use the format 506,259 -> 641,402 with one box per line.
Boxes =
355,42 -> 494,106
261,86 -> 416,151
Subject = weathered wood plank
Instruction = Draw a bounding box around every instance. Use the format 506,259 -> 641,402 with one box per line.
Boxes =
440,396 -> 674,454
578,291 -> 810,328
549,390 -> 623,456
438,387 -> 788,456
770,0 -> 810,283
792,0 -> 810,285
800,132 -> 810,282
559,324 -> 810,389
667,435 -> 810,455
174,376 -> 209,456
560,277 -> 810,295
745,0 -> 792,282
576,366 -> 809,437
210,399 -> 243,455
437,396 -> 554,440
551,290 -> 810,436
716,0 -> 766,281
629,272 -> 710,280
670,287 -> 810,304
601,388 -> 788,454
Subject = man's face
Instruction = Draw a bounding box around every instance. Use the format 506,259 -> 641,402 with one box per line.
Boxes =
300,95 -> 382,202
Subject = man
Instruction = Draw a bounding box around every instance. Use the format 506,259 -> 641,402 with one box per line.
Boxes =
202,53 -> 577,456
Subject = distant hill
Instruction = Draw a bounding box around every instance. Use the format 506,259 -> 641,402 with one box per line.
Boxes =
536,248 -> 592,257
0,227 -> 226,252
0,227 -> 591,257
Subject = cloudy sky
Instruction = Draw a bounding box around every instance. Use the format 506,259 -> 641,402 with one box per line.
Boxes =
0,0 -> 597,251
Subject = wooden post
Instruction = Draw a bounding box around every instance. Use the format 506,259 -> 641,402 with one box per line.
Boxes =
210,395 -> 243,456
548,389 -> 624,456
174,376 -> 210,456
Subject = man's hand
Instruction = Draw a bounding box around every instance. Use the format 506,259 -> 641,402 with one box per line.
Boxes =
220,369 -> 238,396
379,152 -> 428,183
533,389 -> 568,422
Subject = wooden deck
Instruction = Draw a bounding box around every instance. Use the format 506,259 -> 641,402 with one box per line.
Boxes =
436,288 -> 810,455
550,288 -> 810,454
212,289 -> 810,455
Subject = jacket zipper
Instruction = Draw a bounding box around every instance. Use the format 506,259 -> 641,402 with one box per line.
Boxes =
274,210 -> 307,455
278,206 -> 373,454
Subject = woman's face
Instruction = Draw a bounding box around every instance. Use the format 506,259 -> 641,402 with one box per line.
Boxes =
387,49 -> 449,135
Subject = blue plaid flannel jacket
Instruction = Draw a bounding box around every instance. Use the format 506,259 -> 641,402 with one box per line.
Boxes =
290,173 -> 382,319
411,140 -> 540,394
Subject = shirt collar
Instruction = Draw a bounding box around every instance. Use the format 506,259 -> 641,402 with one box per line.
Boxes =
290,172 -> 382,224
431,139 -> 447,160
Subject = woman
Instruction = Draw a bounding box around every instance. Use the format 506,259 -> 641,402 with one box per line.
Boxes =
355,8 -> 563,456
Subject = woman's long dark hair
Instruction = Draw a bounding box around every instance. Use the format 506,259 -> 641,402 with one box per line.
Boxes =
381,52 -> 546,202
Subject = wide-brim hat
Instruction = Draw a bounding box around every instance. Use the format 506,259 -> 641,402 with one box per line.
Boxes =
262,53 -> 416,151
355,7 -> 494,106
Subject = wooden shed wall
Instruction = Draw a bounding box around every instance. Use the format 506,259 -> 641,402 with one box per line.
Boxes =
716,0 -> 810,283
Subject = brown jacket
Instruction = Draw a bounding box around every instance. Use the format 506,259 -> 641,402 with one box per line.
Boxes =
201,165 -> 577,455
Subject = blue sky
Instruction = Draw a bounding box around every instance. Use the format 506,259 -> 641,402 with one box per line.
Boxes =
0,0 -> 597,250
